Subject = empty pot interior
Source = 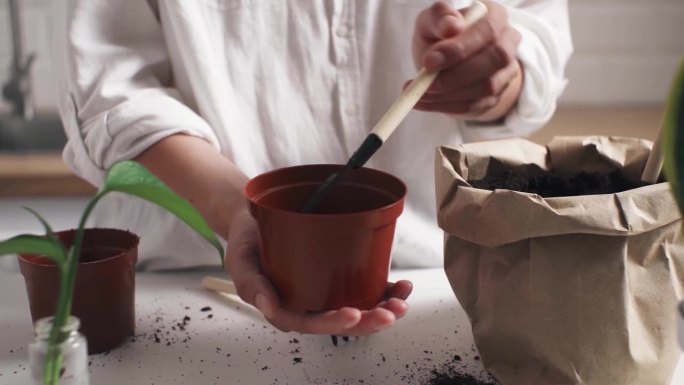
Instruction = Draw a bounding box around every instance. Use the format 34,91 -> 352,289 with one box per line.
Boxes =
57,228 -> 138,250
20,229 -> 139,266
254,182 -> 396,214
246,164 -> 406,214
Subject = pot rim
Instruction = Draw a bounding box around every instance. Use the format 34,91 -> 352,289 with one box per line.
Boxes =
18,228 -> 139,267
245,164 -> 407,219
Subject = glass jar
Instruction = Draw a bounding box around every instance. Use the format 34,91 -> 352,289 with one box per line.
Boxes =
29,316 -> 89,385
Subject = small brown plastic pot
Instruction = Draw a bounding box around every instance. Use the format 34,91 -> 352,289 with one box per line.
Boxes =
245,164 -> 406,312
18,228 -> 139,354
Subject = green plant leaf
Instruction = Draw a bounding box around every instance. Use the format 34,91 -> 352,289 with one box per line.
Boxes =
23,207 -> 56,239
662,58 -> 684,220
101,161 -> 224,260
0,234 -> 66,264
22,207 -> 67,251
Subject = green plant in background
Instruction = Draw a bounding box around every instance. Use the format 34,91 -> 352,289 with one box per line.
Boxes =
663,58 -> 684,220
0,161 -> 224,385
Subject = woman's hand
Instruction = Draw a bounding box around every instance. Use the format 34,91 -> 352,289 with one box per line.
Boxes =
224,209 -> 413,336
411,0 -> 523,122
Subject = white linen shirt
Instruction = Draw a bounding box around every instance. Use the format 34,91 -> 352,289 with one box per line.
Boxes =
56,0 -> 572,271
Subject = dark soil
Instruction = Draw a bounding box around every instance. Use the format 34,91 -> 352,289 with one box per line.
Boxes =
428,368 -> 496,385
398,348 -> 498,385
468,170 -> 651,198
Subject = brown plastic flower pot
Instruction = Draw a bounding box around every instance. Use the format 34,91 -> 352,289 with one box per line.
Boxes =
245,164 -> 406,312
18,228 -> 139,354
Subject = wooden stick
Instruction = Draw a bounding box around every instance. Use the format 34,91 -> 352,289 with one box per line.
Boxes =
201,276 -> 237,295
202,276 -> 266,319
641,115 -> 665,183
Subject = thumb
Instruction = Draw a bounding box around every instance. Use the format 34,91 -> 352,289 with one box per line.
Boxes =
224,211 -> 279,319
235,268 -> 279,320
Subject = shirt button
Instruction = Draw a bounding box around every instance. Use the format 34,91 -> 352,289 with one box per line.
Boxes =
336,25 -> 350,38
345,105 -> 358,116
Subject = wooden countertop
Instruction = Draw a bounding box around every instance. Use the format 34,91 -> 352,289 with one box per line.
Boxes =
0,106 -> 664,197
0,154 -> 96,196
529,105 -> 663,145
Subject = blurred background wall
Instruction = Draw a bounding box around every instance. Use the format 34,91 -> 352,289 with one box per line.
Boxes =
0,0 -> 682,199
1,0 -> 683,113
561,0 -> 683,105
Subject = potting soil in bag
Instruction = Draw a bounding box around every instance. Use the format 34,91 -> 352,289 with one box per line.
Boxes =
435,136 -> 684,385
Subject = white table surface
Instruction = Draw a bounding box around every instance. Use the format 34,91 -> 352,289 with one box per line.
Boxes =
1,268 -> 683,385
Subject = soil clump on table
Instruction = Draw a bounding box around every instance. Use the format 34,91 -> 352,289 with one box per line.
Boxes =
427,367 -> 496,385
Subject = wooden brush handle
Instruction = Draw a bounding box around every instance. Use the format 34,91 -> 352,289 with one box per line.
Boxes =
641,116 -> 664,183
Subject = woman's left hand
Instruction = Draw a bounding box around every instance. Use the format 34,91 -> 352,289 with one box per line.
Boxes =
224,209 -> 413,336
411,0 -> 523,122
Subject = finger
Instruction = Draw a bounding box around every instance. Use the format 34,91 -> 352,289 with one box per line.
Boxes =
224,212 -> 279,319
340,307 -> 397,336
379,298 -> 410,320
268,307 -> 362,334
415,1 -> 464,42
429,27 -> 521,90
414,93 -> 502,116
423,2 -> 510,70
268,293 -> 410,336
332,299 -> 409,339
422,60 -> 520,102
338,288 -> 412,336
384,280 -> 413,301
414,100 -> 473,115
469,95 -> 502,115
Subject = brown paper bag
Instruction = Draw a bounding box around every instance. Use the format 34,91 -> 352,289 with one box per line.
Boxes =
435,136 -> 684,385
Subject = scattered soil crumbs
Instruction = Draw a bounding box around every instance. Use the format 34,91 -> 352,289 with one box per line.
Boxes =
468,170 -> 650,198
73,301 -> 496,385
134,306 -> 212,348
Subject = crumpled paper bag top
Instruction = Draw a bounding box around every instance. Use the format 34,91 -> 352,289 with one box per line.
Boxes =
436,136 -> 680,248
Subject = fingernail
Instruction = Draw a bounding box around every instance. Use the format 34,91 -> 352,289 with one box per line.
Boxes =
425,51 -> 445,69
255,293 -> 273,318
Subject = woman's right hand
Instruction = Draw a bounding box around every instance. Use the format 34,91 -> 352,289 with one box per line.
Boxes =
224,209 -> 413,336
410,0 -> 523,122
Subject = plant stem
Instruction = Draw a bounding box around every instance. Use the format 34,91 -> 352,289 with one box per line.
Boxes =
43,264 -> 69,385
62,192 -> 103,322
43,191 -> 105,385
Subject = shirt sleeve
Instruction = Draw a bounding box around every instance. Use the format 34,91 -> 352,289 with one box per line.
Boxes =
461,0 -> 573,140
57,0 -> 220,186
